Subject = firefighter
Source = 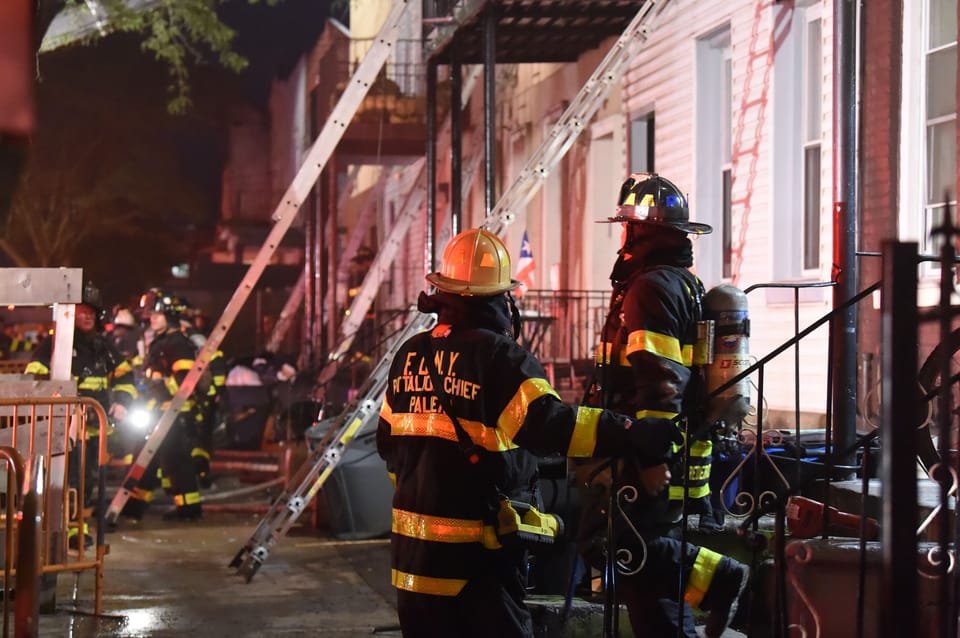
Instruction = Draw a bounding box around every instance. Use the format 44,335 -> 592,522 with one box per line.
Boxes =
108,306 -> 145,364
579,173 -> 749,637
25,282 -> 137,547
121,288 -> 203,521
377,228 -> 683,638
178,301 -> 226,487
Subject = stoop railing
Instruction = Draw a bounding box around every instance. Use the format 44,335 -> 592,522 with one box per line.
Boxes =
516,266 -> 958,635
722,229 -> 960,637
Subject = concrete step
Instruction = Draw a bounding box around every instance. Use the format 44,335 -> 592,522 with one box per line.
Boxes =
827,477 -> 950,540
527,594 -> 746,637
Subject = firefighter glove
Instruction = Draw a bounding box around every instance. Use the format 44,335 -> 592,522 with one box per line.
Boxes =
624,417 -> 683,466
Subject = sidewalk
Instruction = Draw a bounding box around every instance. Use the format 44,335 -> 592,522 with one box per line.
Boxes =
35,475 -> 748,638
41,511 -> 402,637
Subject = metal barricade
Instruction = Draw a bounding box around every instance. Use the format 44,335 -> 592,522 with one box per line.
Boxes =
0,396 -> 108,626
0,446 -> 24,638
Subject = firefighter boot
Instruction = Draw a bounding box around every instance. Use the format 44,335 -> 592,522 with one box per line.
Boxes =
119,497 -> 149,522
701,556 -> 749,638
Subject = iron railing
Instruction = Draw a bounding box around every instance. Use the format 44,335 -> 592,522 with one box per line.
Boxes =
314,38 -> 432,129
423,0 -> 461,22
515,289 -> 609,361
513,269 -> 956,636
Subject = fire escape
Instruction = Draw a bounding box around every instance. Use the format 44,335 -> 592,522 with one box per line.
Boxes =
297,0 -> 648,388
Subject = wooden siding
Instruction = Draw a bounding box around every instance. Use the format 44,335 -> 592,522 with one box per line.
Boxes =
615,0 -> 836,417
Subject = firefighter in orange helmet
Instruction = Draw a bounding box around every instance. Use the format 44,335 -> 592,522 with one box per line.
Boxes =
377,228 -> 683,637
579,174 -> 749,637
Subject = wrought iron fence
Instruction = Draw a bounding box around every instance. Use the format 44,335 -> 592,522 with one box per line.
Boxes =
423,0 -> 462,21
313,38 -> 431,129
514,289 -> 609,364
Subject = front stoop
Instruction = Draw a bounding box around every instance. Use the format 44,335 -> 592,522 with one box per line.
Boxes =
776,539 -> 940,638
528,595 -> 632,637
829,477 -> 952,540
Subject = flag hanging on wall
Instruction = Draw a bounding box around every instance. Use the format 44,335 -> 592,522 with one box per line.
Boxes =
515,230 -> 536,298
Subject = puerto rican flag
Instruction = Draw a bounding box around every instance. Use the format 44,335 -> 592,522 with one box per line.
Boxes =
515,230 -> 536,298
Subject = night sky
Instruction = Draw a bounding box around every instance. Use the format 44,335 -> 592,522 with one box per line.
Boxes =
19,0 -> 331,304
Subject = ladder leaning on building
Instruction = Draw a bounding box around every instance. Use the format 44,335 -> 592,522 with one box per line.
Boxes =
229,0 -> 680,581
102,0 -> 414,527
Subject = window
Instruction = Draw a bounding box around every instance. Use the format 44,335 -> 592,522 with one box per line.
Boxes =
721,55 -> 733,279
803,16 -> 822,271
695,25 -> 732,288
924,0 -> 957,256
629,112 -> 655,173
902,0 -> 957,269
772,2 -> 823,279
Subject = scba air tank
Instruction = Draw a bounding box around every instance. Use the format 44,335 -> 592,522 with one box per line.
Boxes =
702,284 -> 751,425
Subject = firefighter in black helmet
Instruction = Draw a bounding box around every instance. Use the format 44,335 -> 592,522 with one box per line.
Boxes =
578,173 -> 748,637
377,228 -> 683,638
121,288 -> 203,521
25,282 -> 137,547
176,299 -> 226,488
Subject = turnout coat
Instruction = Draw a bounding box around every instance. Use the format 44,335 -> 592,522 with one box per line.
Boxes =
377,319 -> 637,598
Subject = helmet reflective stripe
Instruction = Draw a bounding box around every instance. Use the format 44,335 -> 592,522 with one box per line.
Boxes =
604,173 -> 713,235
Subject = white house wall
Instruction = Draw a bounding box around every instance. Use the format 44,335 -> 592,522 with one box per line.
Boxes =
618,0 -> 835,424
485,0 -> 837,424
498,50 -> 626,291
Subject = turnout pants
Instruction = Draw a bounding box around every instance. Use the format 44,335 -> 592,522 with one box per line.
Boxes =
616,535 -> 700,638
395,551 -> 534,638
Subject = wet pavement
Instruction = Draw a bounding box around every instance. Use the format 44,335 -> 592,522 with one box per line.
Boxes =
41,511 -> 402,637
33,473 -> 747,637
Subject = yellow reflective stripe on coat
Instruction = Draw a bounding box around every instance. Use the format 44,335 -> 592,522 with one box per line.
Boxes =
669,436 -> 712,501
685,546 -> 724,609
113,383 -> 137,399
595,343 -> 630,366
567,406 -> 602,457
392,508 -> 499,547
391,569 -> 467,597
24,361 -> 49,376
669,482 -> 711,501
635,409 -> 678,420
172,359 -> 195,373
384,411 -> 518,453
625,329 -> 693,366
497,378 -> 558,440
78,376 -> 109,391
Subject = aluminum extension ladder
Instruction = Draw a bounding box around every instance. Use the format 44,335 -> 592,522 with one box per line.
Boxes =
229,307 -> 435,581
230,105 -> 484,584
102,0 -> 413,526
228,0 -> 676,580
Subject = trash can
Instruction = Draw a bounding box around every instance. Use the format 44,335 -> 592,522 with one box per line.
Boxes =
323,432 -> 393,540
